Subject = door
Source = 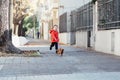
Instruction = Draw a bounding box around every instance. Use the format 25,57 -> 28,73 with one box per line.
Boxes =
87,31 -> 91,47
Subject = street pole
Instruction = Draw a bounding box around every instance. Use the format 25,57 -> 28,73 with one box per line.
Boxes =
93,1 -> 98,49
9,0 -> 13,40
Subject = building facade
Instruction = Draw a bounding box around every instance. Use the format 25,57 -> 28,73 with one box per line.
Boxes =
59,0 -> 90,45
75,2 -> 93,48
59,0 -> 120,56
95,0 -> 120,55
59,1 -> 93,45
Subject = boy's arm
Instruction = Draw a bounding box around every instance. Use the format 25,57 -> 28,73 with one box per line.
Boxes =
51,33 -> 57,40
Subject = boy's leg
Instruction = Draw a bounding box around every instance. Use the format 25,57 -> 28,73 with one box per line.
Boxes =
50,42 -> 55,50
55,42 -> 58,50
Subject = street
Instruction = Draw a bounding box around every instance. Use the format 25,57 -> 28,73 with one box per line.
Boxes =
0,39 -> 120,80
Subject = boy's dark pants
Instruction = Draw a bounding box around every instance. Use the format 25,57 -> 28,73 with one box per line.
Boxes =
50,42 -> 58,50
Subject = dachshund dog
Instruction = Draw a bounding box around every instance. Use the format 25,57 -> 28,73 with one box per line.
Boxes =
56,48 -> 64,56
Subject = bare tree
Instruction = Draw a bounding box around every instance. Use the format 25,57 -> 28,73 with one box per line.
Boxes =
13,0 -> 29,36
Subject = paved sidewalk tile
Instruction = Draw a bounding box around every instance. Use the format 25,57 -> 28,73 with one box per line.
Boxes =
0,57 -> 6,64
1,72 -> 120,80
31,72 -> 120,80
12,57 -> 21,64
5,57 -> 14,64
0,65 -> 3,70
0,77 -> 8,80
17,76 -> 33,80
7,77 -> 16,80
0,77 -> 16,80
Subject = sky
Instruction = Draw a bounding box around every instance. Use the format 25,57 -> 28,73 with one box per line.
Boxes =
59,0 -> 92,15
60,0 -> 91,8
60,0 -> 91,9
29,0 -> 92,10
28,0 -> 92,15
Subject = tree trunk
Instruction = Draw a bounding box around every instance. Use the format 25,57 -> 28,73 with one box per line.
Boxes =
0,0 -> 21,54
5,41 -> 21,53
0,30 -> 21,54
1,41 -> 21,54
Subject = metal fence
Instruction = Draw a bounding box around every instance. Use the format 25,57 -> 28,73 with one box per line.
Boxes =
98,0 -> 120,30
59,2 -> 93,33
76,2 -> 93,31
59,12 -> 67,33
70,10 -> 77,32
59,0 -> 120,32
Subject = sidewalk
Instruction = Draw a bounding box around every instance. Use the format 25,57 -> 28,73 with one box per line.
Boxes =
18,39 -> 51,52
0,39 -> 120,80
0,72 -> 120,80
24,38 -> 50,46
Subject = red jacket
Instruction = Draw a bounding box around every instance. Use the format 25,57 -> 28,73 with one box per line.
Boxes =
50,30 -> 59,42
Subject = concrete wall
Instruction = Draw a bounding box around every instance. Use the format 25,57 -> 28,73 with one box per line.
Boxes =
59,33 -> 70,44
59,32 -> 76,45
76,30 -> 94,48
95,29 -> 120,56
76,31 -> 88,48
